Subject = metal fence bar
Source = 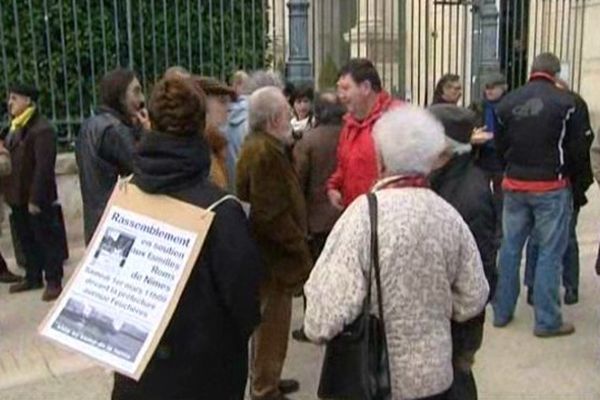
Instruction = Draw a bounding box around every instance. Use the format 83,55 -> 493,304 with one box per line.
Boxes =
230,0 -> 235,72
151,0 -> 158,79
241,0 -> 246,71
220,0 -> 226,80
175,0 -> 181,66
0,2 -> 9,95
566,0 -> 573,87
72,0 -> 85,118
424,0 -> 430,103
163,0 -> 169,69
518,0 -> 526,86
100,0 -> 108,74
11,0 -> 24,81
86,0 -> 97,107
42,0 -> 57,120
126,0 -> 134,67
27,0 -> 40,92
577,0 -> 586,91
58,0 -> 72,138
511,0 -> 518,87
114,0 -> 121,65
554,0 -> 560,54
187,0 -> 193,69
198,0 -> 204,74
261,0 -> 266,70
251,0 -> 256,69
209,0 -> 215,75
461,2 -> 468,102
559,0 -> 566,60
138,0 -> 148,91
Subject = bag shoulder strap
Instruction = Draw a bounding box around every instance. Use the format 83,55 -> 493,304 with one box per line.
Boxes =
367,193 -> 386,326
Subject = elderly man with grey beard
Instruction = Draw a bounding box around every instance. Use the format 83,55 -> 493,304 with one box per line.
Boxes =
236,87 -> 312,400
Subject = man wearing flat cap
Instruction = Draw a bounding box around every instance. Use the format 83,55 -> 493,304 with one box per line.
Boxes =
429,104 -> 498,400
3,82 -> 64,301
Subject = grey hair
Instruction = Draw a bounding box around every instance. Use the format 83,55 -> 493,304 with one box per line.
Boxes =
248,86 -> 286,132
242,70 -> 284,95
373,106 -> 446,176
531,52 -> 561,76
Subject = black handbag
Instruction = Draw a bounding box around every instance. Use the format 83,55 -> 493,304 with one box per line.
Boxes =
317,193 -> 392,400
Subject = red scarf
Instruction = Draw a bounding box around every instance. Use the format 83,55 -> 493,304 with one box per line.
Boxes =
375,175 -> 429,191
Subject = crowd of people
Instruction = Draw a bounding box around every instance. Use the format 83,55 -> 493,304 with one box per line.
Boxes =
0,51 -> 596,400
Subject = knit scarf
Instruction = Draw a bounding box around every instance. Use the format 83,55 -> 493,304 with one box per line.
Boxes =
373,175 -> 429,191
10,106 -> 35,132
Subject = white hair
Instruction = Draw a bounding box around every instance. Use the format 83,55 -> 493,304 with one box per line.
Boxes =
242,70 -> 284,95
373,106 -> 446,176
248,86 -> 286,132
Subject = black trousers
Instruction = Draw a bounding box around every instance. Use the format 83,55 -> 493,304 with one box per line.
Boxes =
10,205 -> 64,285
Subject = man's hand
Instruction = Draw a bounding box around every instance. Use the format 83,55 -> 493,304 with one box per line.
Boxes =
135,108 -> 151,130
327,189 -> 344,211
471,127 -> 494,145
28,203 -> 41,215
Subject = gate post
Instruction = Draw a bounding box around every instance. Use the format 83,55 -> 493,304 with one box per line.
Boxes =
472,0 -> 501,101
286,0 -> 313,87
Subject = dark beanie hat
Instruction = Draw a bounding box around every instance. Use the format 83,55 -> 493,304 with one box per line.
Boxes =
429,104 -> 476,144
9,82 -> 39,101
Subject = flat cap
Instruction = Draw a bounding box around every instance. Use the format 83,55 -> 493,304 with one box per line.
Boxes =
9,82 -> 39,101
428,104 -> 476,144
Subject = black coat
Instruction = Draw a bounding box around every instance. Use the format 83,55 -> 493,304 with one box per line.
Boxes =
75,107 -> 140,244
431,154 -> 498,358
3,111 -> 57,207
111,131 -> 263,400
430,154 -> 498,298
495,77 -> 589,182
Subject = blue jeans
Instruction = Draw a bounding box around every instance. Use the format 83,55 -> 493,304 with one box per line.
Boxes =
525,207 -> 579,292
493,188 -> 572,331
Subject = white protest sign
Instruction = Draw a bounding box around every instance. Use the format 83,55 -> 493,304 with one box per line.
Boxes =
40,182 -> 213,380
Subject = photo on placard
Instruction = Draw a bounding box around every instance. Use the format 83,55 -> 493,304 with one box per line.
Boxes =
93,228 -> 136,269
52,297 -> 149,362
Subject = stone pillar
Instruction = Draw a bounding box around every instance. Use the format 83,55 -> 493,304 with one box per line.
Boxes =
472,0 -> 501,101
286,0 -> 313,86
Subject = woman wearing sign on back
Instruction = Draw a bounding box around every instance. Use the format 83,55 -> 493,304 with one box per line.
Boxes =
111,76 -> 264,399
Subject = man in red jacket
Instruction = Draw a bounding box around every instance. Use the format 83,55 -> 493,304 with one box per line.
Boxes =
327,58 -> 403,209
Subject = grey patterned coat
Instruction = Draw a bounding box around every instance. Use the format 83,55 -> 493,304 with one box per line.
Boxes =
304,188 -> 489,400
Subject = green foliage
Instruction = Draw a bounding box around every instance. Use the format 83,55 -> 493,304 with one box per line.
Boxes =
318,54 -> 338,90
0,0 -> 269,143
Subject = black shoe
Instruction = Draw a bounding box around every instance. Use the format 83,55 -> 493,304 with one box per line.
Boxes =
0,269 -> 22,283
527,287 -> 534,306
278,379 -> 300,395
9,280 -> 43,293
292,328 -> 310,342
42,283 -> 63,302
493,315 -> 513,328
564,288 -> 579,305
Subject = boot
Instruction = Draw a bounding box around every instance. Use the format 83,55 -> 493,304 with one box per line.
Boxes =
0,253 -> 21,283
9,280 -> 44,293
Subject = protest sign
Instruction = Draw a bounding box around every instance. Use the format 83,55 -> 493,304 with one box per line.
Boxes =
40,181 -> 214,380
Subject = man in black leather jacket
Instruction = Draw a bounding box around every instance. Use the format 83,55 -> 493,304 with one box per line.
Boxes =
75,68 -> 149,244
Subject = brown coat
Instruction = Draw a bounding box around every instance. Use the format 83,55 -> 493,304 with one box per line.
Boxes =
293,123 -> 342,234
236,130 -> 312,292
3,111 -> 57,207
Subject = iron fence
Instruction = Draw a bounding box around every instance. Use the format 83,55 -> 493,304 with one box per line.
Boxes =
0,0 -> 589,145
271,0 -> 587,106
0,0 -> 270,146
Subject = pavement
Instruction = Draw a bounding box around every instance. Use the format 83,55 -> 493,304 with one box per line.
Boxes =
1,187 -> 600,399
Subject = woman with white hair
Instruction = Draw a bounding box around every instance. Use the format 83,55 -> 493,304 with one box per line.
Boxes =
304,106 -> 489,400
